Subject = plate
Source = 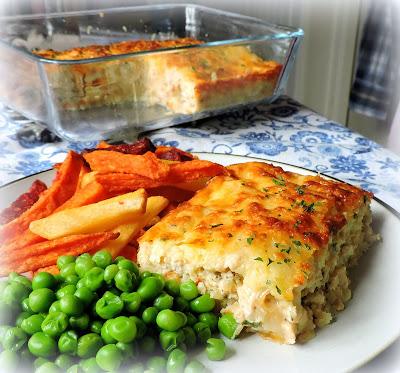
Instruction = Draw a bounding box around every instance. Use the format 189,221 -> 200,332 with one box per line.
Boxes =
1,153 -> 400,373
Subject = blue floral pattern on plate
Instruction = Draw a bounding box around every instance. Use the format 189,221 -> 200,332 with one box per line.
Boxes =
1,96 -> 399,212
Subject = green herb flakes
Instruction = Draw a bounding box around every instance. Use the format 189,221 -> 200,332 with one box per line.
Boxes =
254,257 -> 263,262
247,236 -> 254,245
272,176 -> 286,187
210,223 -> 223,228
296,185 -> 305,195
292,240 -> 302,246
276,286 -> 282,295
267,258 -> 274,266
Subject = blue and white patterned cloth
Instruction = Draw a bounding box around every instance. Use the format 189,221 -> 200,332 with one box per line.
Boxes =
1,96 -> 400,212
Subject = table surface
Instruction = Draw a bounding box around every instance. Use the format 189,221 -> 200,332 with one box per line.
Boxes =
1,95 -> 400,371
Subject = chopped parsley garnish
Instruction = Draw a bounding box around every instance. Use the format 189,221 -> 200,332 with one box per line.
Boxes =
276,285 -> 282,295
304,244 -> 312,251
284,258 -> 291,263
292,240 -> 302,246
243,320 -> 262,328
267,258 -> 274,266
262,187 -> 269,193
265,279 -> 272,285
274,243 -> 281,248
296,185 -> 305,195
208,239 -> 214,243
234,209 -> 243,213
210,223 -> 223,228
247,236 -> 254,245
272,176 -> 286,187
254,257 -> 263,262
294,220 -> 302,229
299,200 -> 315,213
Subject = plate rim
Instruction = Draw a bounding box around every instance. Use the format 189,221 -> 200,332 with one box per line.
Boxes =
2,152 -> 398,220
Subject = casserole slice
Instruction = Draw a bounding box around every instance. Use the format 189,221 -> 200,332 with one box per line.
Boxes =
138,162 -> 377,343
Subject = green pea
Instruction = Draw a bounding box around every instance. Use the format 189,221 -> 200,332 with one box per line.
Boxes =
34,357 -> 50,370
129,316 -> 147,339
66,364 -> 80,373
60,263 -> 77,279
193,322 -> 211,344
139,335 -> 156,354
166,348 -> 187,373
16,311 -> 31,327
29,288 -> 55,313
84,267 -> 105,291
74,286 -> 95,306
179,280 -> 198,301
77,333 -> 104,358
90,320 -> 103,334
109,316 -> 137,343
165,279 -> 180,297
49,300 -> 62,314
114,269 -> 134,292
182,327 -> 196,348
65,275 -> 79,286
159,330 -> 185,352
104,264 -> 119,285
55,354 -> 74,370
92,250 -> 113,269
117,259 -> 139,276
121,291 -> 142,313
140,271 -> 153,280
174,297 -> 189,312
190,294 -> 215,313
147,356 -> 167,373
184,360 -> 206,373
58,330 -> 78,356
54,274 -> 63,284
3,282 -> 29,307
96,344 -> 123,371
0,350 -> 18,371
11,274 -> 32,290
36,361 -> 61,373
28,332 -> 57,358
100,319 -> 117,344
79,357 -> 100,373
154,293 -> 174,310
137,276 -> 164,302
21,314 -> 45,335
218,313 -> 238,339
75,256 -> 95,278
56,284 -> 76,299
142,306 -> 159,325
59,294 -> 84,316
57,255 -> 75,270
70,313 -> 90,330
185,313 -> 197,327
32,272 -> 57,290
21,297 -> 32,313
128,362 -> 145,373
41,312 -> 69,337
116,341 -> 137,359
206,337 -> 226,361
198,313 -> 218,332
76,278 -> 86,289
114,256 -> 125,263
3,326 -> 27,351
96,291 -> 123,319
156,309 -> 185,331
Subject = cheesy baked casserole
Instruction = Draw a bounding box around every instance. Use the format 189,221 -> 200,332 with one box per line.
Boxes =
33,38 -> 282,114
138,162 -> 377,344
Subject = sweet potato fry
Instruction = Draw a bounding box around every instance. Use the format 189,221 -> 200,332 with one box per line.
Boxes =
30,189 -> 147,240
95,173 -> 164,194
83,150 -> 170,180
0,231 -> 119,275
1,230 -> 46,257
80,171 -> 98,189
77,163 -> 91,189
167,160 -> 226,183
0,151 -> 83,244
34,265 -> 59,276
98,196 -> 168,258
54,181 -> 108,212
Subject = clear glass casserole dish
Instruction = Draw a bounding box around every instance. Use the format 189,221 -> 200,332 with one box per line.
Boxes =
0,4 -> 303,141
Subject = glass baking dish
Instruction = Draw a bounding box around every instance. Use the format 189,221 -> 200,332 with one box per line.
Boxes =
0,4 -> 303,141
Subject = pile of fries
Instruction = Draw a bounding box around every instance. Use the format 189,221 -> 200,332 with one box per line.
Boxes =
0,138 -> 225,276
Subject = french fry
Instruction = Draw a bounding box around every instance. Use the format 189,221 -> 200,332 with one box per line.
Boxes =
0,231 -> 119,275
0,151 -> 83,244
29,189 -> 147,240
98,196 -> 168,258
54,181 -> 109,212
83,150 -> 170,180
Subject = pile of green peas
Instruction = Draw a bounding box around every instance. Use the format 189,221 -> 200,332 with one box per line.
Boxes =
0,250 -> 239,372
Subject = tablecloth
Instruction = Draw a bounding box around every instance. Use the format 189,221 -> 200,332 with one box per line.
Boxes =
1,96 -> 399,212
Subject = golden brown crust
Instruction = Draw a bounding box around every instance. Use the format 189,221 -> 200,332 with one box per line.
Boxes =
32,38 -> 203,60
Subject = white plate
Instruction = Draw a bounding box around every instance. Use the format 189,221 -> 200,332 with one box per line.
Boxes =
1,153 -> 400,373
